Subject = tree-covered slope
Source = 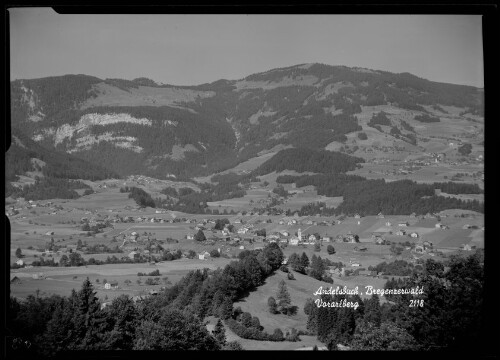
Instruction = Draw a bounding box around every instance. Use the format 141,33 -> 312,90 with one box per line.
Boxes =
9,63 -> 483,180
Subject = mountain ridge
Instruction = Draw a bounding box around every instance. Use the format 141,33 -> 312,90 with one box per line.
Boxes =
9,62 -> 484,181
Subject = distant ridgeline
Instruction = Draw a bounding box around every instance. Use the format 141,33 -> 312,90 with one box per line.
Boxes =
9,63 -> 483,180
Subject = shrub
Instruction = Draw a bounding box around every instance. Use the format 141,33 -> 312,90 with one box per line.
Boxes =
210,249 -> 221,258
357,132 -> 368,140
285,328 -> 300,342
270,328 -> 284,341
268,297 -> 278,314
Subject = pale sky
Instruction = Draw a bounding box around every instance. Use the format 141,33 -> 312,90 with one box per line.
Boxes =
9,9 -> 484,87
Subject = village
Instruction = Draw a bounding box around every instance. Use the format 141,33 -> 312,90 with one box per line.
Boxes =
9,185 -> 484,305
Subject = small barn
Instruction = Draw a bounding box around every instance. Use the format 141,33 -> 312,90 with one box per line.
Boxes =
10,275 -> 22,284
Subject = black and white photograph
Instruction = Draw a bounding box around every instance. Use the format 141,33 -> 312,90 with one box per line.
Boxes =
4,7 -> 496,356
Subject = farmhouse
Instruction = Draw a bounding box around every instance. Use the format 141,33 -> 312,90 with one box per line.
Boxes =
16,259 -> 24,266
377,212 -> 385,219
396,230 -> 406,236
289,238 -> 299,246
198,251 -> 210,260
385,222 -> 392,227
45,231 -> 55,236
462,244 -> 476,251
371,232 -> 386,240
410,232 -> 419,238
345,234 -> 359,243
398,222 -> 409,227
132,295 -> 148,303
128,251 -> 139,260
423,241 -> 433,250
10,275 -> 22,284
104,281 -> 118,290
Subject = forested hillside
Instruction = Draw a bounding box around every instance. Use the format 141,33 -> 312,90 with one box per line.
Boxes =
8,63 -> 484,180
254,148 -> 364,175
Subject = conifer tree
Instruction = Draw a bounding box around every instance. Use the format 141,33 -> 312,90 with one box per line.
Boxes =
300,252 -> 310,271
364,294 -> 382,326
213,319 -> 227,346
276,279 -> 292,314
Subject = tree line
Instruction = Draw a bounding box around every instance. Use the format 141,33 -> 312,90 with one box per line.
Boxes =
254,148 -> 364,176
278,176 -> 484,216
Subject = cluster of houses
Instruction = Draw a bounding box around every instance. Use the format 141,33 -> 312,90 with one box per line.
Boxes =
6,200 -> 62,217
414,240 -> 434,254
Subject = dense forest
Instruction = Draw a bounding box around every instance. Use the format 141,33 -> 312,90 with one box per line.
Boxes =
120,186 -> 156,208
368,111 -> 392,127
254,148 -> 364,176
158,173 -> 248,213
414,114 -> 441,123
277,174 -> 483,216
6,127 -> 118,183
7,177 -> 91,201
334,179 -> 483,215
8,243 -> 285,354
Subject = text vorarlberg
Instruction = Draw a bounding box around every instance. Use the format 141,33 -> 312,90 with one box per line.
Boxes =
313,286 -> 425,310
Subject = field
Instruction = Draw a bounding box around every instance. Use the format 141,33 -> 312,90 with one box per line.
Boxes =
10,258 -> 232,301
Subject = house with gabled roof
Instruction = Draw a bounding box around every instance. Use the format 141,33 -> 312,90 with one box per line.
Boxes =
10,275 -> 22,284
